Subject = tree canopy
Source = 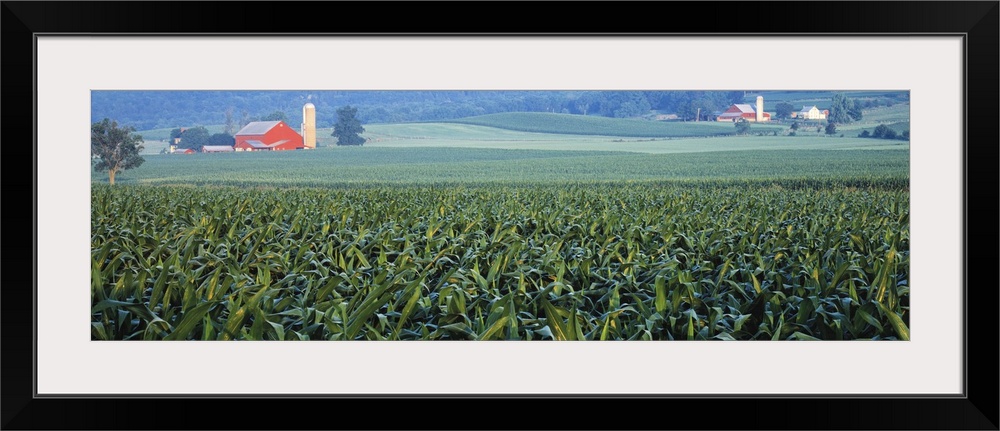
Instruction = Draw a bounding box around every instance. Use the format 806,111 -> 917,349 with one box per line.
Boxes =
177,126 -> 210,149
774,102 -> 795,120
169,128 -> 184,141
262,110 -> 288,123
825,122 -> 837,135
208,133 -> 235,146
871,124 -> 898,139
829,93 -> 863,124
92,118 -> 144,185
735,118 -> 751,135
332,106 -> 366,146
224,107 -> 237,135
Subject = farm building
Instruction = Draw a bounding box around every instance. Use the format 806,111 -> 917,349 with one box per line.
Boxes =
167,127 -> 189,153
234,120 -> 304,151
173,127 -> 187,145
301,103 -> 316,149
794,106 -> 828,120
176,148 -> 195,154
716,96 -> 770,122
201,145 -> 235,153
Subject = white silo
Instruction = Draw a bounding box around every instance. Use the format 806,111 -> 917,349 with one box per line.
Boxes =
755,96 -> 764,122
302,103 -> 316,149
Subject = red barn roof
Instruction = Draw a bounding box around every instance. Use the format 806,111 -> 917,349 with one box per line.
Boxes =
234,121 -> 303,151
716,103 -> 771,122
236,121 -> 283,136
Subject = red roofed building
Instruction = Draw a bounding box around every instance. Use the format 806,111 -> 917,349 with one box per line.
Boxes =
716,96 -> 771,122
234,121 -> 304,151
716,105 -> 772,122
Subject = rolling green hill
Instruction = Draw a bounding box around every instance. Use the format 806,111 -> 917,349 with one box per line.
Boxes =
443,112 -> 784,137
362,123 -> 908,153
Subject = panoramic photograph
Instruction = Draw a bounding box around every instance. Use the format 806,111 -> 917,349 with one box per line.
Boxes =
90,90 -> 910,341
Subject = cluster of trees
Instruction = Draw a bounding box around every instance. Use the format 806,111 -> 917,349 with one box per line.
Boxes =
170,127 -> 234,150
671,92 -> 746,121
91,91 -> 313,131
828,93 -> 864,124
859,124 -> 909,140
856,95 -> 907,109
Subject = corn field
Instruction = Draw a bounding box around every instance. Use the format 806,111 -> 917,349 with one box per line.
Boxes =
91,181 -> 909,341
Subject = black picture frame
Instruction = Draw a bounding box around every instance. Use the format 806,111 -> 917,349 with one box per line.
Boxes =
3,2 -> 997,430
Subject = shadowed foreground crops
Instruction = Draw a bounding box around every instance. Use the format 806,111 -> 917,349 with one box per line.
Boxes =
91,180 -> 909,341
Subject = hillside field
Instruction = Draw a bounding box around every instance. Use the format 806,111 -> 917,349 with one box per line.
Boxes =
443,112 -> 786,137
135,102 -> 910,153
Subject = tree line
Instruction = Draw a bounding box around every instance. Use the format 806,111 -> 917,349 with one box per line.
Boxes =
93,90 -> 810,130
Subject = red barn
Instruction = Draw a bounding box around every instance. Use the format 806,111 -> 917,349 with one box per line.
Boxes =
716,104 -> 771,122
234,121 -> 304,151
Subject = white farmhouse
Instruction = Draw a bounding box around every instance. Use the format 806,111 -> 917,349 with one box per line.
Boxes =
795,106 -> 828,120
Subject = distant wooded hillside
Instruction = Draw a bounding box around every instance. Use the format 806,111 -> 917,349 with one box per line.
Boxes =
92,90 -> 909,131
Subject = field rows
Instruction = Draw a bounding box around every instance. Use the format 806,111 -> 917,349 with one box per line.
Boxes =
92,182 -> 909,341
100,147 -> 909,187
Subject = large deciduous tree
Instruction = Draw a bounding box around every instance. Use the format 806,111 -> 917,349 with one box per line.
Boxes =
734,118 -> 751,135
92,118 -> 144,185
224,106 -> 237,135
829,93 -> 863,124
774,102 -> 795,120
829,93 -> 851,124
825,122 -> 837,135
177,126 -> 210,149
332,106 -> 366,146
169,128 -> 183,143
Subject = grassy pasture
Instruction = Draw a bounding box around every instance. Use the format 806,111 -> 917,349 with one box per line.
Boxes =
360,121 -> 907,152
843,104 -> 911,126
444,112 -> 786,137
139,139 -> 171,155
834,104 -> 911,136
841,122 -> 911,138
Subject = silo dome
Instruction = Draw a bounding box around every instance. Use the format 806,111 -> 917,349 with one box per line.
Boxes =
302,103 -> 317,149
